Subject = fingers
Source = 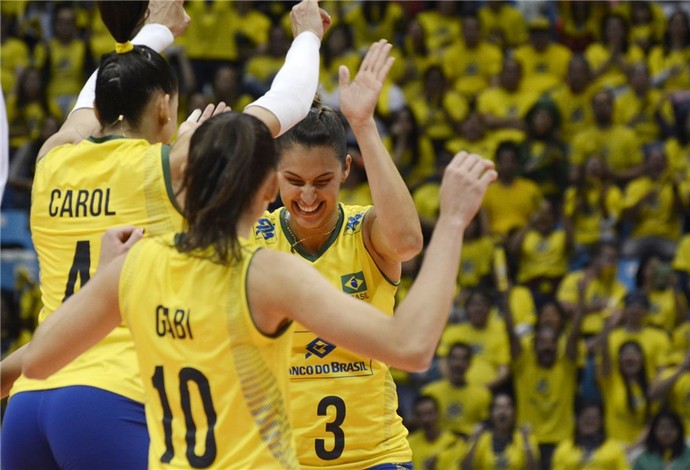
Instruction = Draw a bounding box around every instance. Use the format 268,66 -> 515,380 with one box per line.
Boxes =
122,228 -> 145,250
359,39 -> 390,74
185,108 -> 203,124
338,65 -> 351,88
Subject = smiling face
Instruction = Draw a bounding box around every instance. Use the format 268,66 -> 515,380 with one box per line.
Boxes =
278,144 -> 350,234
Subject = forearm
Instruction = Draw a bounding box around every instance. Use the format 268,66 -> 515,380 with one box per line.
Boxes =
1,344 -> 28,398
394,215 -> 465,369
354,120 -> 422,259
245,31 -> 320,136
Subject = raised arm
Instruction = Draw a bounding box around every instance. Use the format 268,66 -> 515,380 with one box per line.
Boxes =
339,40 -> 423,276
252,152 -> 496,371
501,288 -> 523,360
244,0 -> 330,136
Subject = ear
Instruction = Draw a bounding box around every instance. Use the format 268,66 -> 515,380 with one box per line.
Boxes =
342,154 -> 352,182
264,172 -> 279,203
158,93 -> 172,125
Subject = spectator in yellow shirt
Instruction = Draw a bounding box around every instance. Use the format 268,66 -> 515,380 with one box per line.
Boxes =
603,291 -> 672,383
446,112 -> 500,166
415,1 -> 462,53
422,343 -> 492,439
635,255 -> 687,334
547,54 -> 596,142
504,285 -> 585,470
408,65 -> 469,155
562,155 -> 623,268
570,89 -> 644,186
598,318 -> 658,450
0,15 -> 30,96
672,234 -> 690,308
481,141 -> 543,242
478,0 -> 528,50
461,392 -> 540,470
557,241 -> 628,342
511,201 -> 573,302
555,1 -> 604,53
476,57 -> 539,144
514,17 -> 572,95
407,395 -> 461,470
383,106 -> 436,189
437,289 -> 511,392
243,24 -> 291,98
648,351 -> 690,444
442,14 -> 503,102
519,99 -> 568,203
585,13 -> 645,92
33,4 -> 96,116
614,62 -> 665,146
621,143 -> 685,261
552,400 -> 631,470
648,11 -> 690,94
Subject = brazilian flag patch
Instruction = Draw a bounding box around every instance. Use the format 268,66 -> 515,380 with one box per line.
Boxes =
341,271 -> 367,294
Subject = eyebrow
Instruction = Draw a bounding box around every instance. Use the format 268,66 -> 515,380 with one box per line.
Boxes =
283,171 -> 335,179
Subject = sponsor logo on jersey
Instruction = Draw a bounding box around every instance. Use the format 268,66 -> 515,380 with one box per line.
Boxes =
254,218 -> 276,242
305,338 -> 336,359
345,213 -> 364,234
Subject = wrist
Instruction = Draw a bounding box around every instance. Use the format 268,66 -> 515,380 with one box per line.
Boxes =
132,23 -> 174,53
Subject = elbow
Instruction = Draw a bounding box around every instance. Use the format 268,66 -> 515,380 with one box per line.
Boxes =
392,232 -> 424,262
22,351 -> 51,380
396,344 -> 437,373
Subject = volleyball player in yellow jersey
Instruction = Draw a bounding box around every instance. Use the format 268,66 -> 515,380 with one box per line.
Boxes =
253,40 -> 424,470
1,0 -> 329,468
21,111 -> 497,468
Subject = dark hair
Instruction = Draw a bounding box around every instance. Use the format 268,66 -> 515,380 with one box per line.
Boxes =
413,394 -> 440,412
15,67 -> 54,124
177,112 -> 278,263
276,102 -> 348,166
494,140 -> 520,162
448,342 -> 473,361
465,287 -> 493,308
600,13 -> 630,53
95,1 -> 178,129
574,399 -> 606,447
618,341 -> 650,418
645,410 -> 686,458
322,23 -> 354,68
675,105 -> 690,146
662,10 -> 690,56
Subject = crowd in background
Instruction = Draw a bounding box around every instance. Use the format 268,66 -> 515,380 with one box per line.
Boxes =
1,1 -> 690,469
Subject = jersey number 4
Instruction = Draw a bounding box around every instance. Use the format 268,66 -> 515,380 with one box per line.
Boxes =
63,240 -> 91,301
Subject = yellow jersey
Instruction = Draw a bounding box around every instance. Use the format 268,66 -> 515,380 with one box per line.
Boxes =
513,336 -> 579,444
120,237 -> 298,469
407,429 -> 458,470
252,204 -> 411,469
471,430 -> 540,470
421,380 -> 491,437
13,136 -> 183,403
438,319 -> 510,388
551,439 -> 630,469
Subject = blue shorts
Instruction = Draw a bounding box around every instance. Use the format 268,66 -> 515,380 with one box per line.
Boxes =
368,463 -> 414,470
1,386 -> 148,470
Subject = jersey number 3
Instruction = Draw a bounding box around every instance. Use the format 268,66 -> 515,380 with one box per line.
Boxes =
316,395 -> 346,460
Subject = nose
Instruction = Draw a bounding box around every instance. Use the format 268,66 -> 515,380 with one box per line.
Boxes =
300,185 -> 317,205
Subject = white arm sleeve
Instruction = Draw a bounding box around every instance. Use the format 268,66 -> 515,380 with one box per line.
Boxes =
69,24 -> 175,115
245,31 -> 321,136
